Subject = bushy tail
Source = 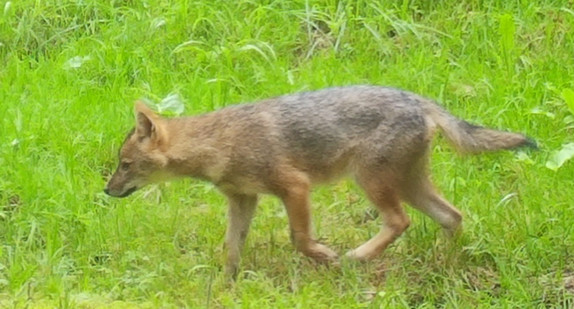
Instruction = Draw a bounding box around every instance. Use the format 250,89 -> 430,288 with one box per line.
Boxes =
423,101 -> 537,154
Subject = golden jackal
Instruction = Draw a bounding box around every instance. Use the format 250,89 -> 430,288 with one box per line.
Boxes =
104,86 -> 535,277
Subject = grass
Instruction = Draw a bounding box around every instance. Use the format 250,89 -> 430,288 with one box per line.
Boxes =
1,0 -> 573,307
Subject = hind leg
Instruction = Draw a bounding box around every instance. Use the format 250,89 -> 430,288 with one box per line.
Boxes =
400,147 -> 463,235
398,148 -> 462,235
402,177 -> 462,236
346,172 -> 410,261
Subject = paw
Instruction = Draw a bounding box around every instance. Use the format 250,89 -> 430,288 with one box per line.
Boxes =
304,242 -> 338,262
443,224 -> 463,238
224,261 -> 239,280
344,247 -> 376,261
344,249 -> 362,261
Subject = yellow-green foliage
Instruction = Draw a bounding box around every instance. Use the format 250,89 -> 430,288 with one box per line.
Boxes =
0,1 -> 573,307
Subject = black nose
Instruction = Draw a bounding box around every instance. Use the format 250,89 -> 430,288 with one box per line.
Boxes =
104,188 -> 110,195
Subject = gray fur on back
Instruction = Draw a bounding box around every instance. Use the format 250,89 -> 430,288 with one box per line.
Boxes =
267,86 -> 429,167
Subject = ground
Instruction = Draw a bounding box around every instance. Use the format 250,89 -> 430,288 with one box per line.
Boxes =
0,1 -> 573,307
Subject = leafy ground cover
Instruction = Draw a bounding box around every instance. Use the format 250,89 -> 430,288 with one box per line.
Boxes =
1,1 -> 573,307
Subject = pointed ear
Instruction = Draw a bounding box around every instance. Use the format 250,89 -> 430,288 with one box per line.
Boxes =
135,101 -> 156,139
135,100 -> 156,115
134,101 -> 168,146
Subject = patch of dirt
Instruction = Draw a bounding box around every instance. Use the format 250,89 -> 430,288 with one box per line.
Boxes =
1,193 -> 22,219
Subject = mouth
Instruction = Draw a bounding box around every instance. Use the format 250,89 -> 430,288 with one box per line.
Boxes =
118,186 -> 137,197
104,186 -> 137,198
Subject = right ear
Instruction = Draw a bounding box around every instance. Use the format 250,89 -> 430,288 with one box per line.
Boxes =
134,101 -> 168,146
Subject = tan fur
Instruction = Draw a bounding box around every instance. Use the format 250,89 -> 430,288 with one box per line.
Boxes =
104,86 -> 535,278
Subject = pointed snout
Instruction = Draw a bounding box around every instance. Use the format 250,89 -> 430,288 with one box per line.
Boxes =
103,185 -> 137,198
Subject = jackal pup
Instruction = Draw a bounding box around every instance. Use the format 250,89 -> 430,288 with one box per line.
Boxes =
104,86 -> 534,277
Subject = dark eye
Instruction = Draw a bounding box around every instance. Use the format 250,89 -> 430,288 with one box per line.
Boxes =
120,161 -> 131,171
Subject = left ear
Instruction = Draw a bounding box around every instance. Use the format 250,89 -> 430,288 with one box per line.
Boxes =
134,101 -> 169,147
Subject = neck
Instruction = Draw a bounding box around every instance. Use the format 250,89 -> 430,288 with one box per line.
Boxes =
162,116 -> 228,183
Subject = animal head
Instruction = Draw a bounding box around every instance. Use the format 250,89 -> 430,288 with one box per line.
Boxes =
104,101 -> 171,197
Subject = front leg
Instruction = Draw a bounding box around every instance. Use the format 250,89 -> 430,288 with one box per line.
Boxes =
276,174 -> 338,262
224,193 -> 258,279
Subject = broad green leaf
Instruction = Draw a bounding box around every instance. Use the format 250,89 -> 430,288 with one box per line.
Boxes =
515,152 -> 534,165
561,88 -> 574,115
546,143 -> 574,171
156,93 -> 185,116
529,107 -> 555,119
64,56 -> 90,69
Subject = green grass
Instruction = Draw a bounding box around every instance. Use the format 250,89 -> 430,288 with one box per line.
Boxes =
1,0 -> 573,307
